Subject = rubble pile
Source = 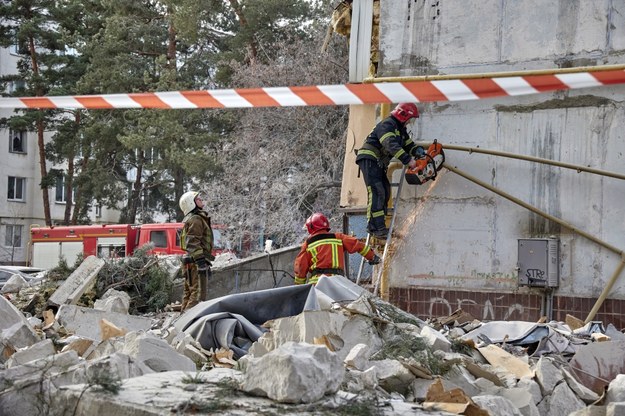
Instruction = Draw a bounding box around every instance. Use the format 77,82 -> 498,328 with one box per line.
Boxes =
1,258 -> 625,415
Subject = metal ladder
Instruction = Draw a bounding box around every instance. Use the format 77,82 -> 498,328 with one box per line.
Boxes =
355,165 -> 407,294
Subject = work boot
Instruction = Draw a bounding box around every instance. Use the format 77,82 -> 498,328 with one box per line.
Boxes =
369,228 -> 389,239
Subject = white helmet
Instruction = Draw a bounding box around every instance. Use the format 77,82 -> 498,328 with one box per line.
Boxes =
179,191 -> 199,215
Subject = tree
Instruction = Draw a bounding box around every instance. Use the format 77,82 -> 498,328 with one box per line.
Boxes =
0,0 -> 73,226
208,27 -> 349,250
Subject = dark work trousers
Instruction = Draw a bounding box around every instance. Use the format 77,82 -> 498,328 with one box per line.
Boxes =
357,158 -> 390,232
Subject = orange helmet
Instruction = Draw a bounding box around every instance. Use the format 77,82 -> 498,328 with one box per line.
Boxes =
391,103 -> 419,123
305,213 -> 330,234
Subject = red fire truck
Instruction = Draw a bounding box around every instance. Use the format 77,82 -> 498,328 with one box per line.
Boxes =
29,223 -> 230,269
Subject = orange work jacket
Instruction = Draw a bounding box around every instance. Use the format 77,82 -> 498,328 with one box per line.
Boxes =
293,231 -> 375,285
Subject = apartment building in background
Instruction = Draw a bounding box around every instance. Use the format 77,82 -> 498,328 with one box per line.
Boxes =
0,45 -> 120,266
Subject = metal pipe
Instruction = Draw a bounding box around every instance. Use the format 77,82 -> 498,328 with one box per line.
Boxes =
375,165 -> 407,300
419,143 -> 625,181
445,165 -> 623,256
585,258 -> 625,323
363,64 -> 625,84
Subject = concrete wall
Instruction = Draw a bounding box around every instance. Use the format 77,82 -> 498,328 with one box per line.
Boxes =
346,0 -> 625,320
202,245 -> 300,301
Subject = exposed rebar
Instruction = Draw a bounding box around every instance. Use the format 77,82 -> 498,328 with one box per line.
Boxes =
419,143 -> 625,181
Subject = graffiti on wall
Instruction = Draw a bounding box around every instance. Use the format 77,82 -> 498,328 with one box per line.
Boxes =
427,296 -> 526,320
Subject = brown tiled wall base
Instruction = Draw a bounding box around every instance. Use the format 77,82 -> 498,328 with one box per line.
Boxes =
389,287 -> 625,329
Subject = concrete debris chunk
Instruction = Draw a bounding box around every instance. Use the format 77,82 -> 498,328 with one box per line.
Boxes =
423,378 -> 489,415
5,338 -> 55,369
101,331 -> 197,372
606,374 -> 625,404
370,358 -> 416,395
0,274 -> 29,294
93,288 -> 131,314
0,295 -> 40,356
541,381 -> 587,416
47,255 -> 105,307
562,368 -> 601,404
55,304 -> 152,341
472,394 -> 524,416
421,325 -> 452,352
99,318 -> 128,340
240,341 -> 344,403
343,342 -> 371,370
534,356 -> 563,395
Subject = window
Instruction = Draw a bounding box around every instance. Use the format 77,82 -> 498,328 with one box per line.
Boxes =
55,175 -> 75,203
95,205 -> 102,218
5,224 -> 23,248
9,130 -> 26,153
149,231 -> 168,248
11,38 -> 29,55
7,80 -> 26,95
7,177 -> 25,201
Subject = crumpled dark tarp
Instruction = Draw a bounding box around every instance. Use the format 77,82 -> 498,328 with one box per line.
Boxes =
461,320 -> 604,357
173,275 -> 369,358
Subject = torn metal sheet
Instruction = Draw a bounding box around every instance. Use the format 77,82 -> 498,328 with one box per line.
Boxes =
461,321 -> 578,356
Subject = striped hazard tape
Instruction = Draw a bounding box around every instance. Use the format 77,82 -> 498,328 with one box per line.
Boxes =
1,68 -> 624,109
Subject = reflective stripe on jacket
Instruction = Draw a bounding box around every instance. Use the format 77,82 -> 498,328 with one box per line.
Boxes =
355,115 -> 417,168
293,231 -> 375,285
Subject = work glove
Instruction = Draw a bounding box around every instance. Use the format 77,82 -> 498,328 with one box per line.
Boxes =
408,158 -> 417,169
411,146 -> 426,158
196,257 -> 210,271
368,254 -> 382,265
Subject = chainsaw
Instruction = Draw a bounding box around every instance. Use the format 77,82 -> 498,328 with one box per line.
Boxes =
404,140 -> 445,185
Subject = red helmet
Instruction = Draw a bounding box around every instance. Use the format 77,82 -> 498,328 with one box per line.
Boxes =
391,103 -> 419,123
305,213 -> 330,234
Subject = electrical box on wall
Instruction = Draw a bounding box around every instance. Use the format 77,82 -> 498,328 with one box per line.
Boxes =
517,238 -> 560,288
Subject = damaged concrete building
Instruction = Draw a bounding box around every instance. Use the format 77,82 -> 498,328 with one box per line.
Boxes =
340,0 -> 625,328
2,0 -> 625,415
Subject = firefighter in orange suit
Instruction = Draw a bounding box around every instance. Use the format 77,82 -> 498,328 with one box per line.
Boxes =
179,191 -> 214,311
294,212 -> 381,285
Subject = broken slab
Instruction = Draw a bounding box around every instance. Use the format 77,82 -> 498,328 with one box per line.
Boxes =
569,340 -> 625,394
0,298 -> 41,363
89,331 -> 197,372
52,369 -> 250,415
534,356 -> 563,395
47,255 -> 105,308
55,304 -> 153,341
5,339 -> 55,369
477,344 -> 533,379
540,381 -> 586,416
562,368 -> 600,404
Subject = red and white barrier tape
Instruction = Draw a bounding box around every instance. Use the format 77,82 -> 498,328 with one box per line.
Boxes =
1,69 -> 624,109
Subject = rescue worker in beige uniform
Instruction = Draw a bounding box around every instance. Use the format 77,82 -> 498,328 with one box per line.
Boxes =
179,191 -> 214,311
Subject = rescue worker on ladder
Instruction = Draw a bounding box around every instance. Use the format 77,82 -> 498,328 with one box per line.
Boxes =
179,191 -> 215,311
294,212 -> 381,285
356,103 -> 425,239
